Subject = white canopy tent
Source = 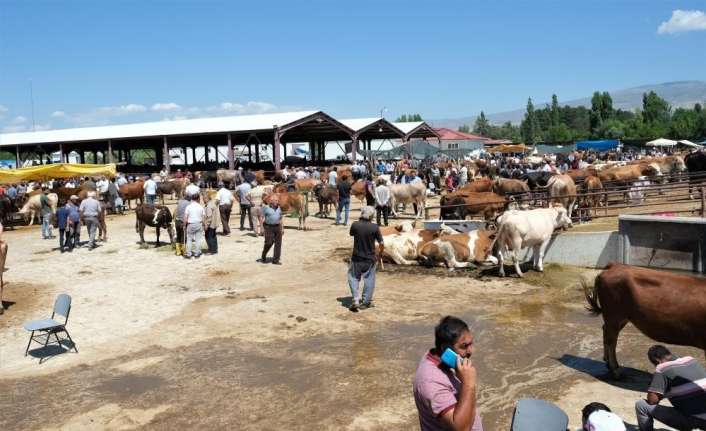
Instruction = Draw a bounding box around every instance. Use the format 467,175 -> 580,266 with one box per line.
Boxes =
646,138 -> 678,147
677,140 -> 704,149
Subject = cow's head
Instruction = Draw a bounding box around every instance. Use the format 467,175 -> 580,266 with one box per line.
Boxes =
158,207 -> 173,227
471,229 -> 498,266
553,205 -> 572,229
417,241 -> 441,267
671,155 -> 686,172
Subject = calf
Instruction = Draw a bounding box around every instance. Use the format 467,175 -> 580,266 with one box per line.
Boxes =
418,229 -> 498,269
313,183 -> 338,218
135,204 -> 175,247
495,206 -> 572,277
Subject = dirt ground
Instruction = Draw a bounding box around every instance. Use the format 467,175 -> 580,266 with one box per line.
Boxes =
0,197 -> 702,431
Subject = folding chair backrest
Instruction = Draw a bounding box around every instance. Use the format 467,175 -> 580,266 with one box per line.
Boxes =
52,294 -> 72,323
510,398 -> 568,431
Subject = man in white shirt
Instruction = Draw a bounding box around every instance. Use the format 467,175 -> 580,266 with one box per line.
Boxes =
143,175 -> 158,206
116,174 -> 128,187
96,176 -> 110,202
183,194 -> 205,259
295,168 -> 307,180
216,183 -> 233,235
328,167 -> 338,186
184,180 -> 200,200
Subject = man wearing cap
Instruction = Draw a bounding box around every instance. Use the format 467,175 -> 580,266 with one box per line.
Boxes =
79,191 -> 101,249
216,183 -> 233,235
203,193 -> 220,254
66,195 -> 81,250
257,194 -> 283,265
347,206 -> 384,311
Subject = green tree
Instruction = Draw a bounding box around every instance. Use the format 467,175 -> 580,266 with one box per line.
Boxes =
670,108 -> 698,139
458,124 -> 470,133
590,91 -> 604,137
521,97 -> 541,144
642,91 -> 671,127
545,124 -> 572,143
473,111 -> 491,136
550,94 -> 560,127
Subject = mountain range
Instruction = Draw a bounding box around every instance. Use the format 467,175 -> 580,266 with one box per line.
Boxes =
431,80 -> 706,129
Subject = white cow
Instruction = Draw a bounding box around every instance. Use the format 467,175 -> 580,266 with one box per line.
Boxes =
381,222 -> 455,265
389,182 -> 426,218
19,193 -> 58,225
495,206 -> 573,277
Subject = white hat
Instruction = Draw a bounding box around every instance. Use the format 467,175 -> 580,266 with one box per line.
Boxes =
586,411 -> 626,431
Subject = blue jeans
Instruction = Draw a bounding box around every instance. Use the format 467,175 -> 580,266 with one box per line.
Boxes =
41,214 -> 53,238
336,198 -> 350,225
347,260 -> 376,304
146,194 -> 156,206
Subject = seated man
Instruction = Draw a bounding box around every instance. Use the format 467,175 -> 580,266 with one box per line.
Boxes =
413,316 -> 482,430
582,402 -> 625,431
636,345 -> 706,431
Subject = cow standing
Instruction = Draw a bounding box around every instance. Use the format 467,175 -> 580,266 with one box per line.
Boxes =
495,205 -> 572,277
135,204 -> 175,247
389,182 -> 427,218
313,184 -> 338,218
585,263 -> 706,379
546,174 -> 577,221
19,193 -> 58,225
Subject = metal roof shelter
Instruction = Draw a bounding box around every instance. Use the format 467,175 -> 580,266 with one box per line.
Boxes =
0,111 -> 438,172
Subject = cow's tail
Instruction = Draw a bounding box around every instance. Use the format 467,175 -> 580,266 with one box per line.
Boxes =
583,275 -> 602,315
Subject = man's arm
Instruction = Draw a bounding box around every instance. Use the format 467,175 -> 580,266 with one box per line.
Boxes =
440,357 -> 477,431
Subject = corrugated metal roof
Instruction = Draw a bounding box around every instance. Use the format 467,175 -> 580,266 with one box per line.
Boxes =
339,118 -> 382,132
393,121 -> 425,134
0,111 -> 318,146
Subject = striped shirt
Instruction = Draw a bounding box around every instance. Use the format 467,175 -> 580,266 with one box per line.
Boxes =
649,356 -> 706,419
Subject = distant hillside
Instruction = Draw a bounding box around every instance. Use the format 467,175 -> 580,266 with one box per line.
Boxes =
432,80 -> 706,129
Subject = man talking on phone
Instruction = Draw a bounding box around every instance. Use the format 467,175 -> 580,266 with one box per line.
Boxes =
413,316 -> 482,431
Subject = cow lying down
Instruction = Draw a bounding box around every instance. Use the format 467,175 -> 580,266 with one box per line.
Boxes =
380,221 -> 497,270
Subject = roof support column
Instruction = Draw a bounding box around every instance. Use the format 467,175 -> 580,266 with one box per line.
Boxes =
351,133 -> 359,162
15,145 -> 20,168
227,133 -> 235,170
274,127 -> 282,171
59,143 -> 65,163
163,136 -> 170,174
107,140 -> 113,164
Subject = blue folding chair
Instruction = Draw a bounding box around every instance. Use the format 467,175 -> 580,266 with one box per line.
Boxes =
24,294 -> 78,362
510,398 -> 568,431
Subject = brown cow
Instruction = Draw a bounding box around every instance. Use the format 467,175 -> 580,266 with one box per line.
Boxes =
118,181 -> 144,209
135,204 -> 175,247
456,177 -> 494,193
350,180 -> 367,204
546,174 -> 577,220
263,191 -> 308,230
582,175 -> 604,216
157,179 -> 186,204
492,178 -> 530,196
254,170 -> 266,185
566,167 -> 598,184
313,183 -> 338,218
418,229 -> 498,269
597,163 -> 659,184
440,191 -> 507,220
585,263 -> 706,378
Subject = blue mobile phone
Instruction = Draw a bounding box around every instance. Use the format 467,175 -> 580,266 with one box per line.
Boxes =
441,348 -> 459,369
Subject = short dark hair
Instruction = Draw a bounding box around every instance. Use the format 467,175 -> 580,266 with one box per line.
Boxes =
434,316 -> 469,353
341,175 -> 348,181
581,402 -> 611,426
648,345 -> 672,365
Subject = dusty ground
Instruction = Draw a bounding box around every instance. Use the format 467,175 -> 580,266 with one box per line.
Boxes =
0,197 -> 702,431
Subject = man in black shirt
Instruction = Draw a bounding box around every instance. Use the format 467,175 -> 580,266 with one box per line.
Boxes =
348,206 -> 384,311
336,175 -> 352,226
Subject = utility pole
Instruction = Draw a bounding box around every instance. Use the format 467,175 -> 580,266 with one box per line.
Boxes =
29,79 -> 36,132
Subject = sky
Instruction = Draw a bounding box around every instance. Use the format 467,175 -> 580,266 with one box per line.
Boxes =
1,0 -> 706,133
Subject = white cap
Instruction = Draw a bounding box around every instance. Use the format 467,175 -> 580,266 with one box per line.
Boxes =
586,411 -> 626,431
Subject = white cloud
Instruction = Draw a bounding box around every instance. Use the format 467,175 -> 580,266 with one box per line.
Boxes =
151,102 -> 181,112
11,115 -> 27,125
162,115 -> 188,121
658,9 -> 706,34
0,105 -> 8,114
98,103 -> 147,114
207,100 -> 278,115
51,111 -> 66,118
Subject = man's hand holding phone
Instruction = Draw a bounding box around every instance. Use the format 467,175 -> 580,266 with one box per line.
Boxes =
456,356 -> 477,388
